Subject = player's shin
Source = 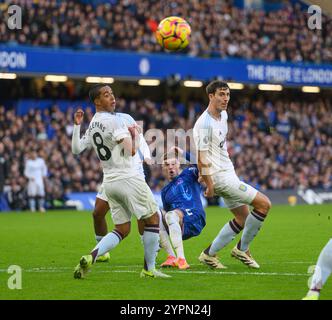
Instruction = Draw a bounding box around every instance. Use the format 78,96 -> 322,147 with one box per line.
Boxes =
38,196 -> 45,211
238,210 -> 266,252
208,219 -> 243,256
29,197 -> 36,212
165,211 -> 185,259
143,224 -> 160,271
159,212 -> 175,257
90,229 -> 123,263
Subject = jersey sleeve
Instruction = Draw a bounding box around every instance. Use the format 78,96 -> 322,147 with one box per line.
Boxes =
112,117 -> 131,141
140,134 -> 151,160
118,113 -> 136,126
193,121 -> 210,151
72,125 -> 92,155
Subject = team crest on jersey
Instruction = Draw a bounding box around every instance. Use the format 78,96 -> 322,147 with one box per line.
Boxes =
239,184 -> 247,192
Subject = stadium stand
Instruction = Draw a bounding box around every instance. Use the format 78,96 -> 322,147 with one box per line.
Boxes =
0,92 -> 331,210
1,0 -> 331,63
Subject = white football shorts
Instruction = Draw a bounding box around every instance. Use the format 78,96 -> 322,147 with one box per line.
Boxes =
103,175 -> 158,224
27,180 -> 45,197
213,170 -> 258,209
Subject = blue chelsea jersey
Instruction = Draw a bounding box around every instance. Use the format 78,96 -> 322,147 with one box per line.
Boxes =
161,165 -> 205,219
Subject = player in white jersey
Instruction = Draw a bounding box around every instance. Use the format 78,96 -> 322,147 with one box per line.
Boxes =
303,238 -> 332,300
72,109 -> 155,262
24,150 -> 47,212
193,80 -> 272,269
73,84 -> 170,279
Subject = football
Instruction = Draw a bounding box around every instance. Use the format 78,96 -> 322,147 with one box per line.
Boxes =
155,16 -> 191,51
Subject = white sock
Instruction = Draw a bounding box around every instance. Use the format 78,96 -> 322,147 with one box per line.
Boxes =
29,198 -> 36,211
239,210 -> 266,252
143,224 -> 160,271
208,219 -> 243,256
38,197 -> 45,210
310,239 -> 332,292
159,213 -> 175,257
166,211 -> 184,259
95,235 -> 103,243
90,230 -> 122,263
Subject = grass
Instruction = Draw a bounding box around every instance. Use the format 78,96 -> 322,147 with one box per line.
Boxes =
0,204 -> 331,300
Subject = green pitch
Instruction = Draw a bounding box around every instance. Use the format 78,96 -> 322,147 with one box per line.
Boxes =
0,204 -> 331,300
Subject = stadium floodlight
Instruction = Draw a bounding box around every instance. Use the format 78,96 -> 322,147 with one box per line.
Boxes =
183,80 -> 203,88
44,75 -> 68,82
302,86 -> 320,93
86,77 -> 114,84
258,84 -> 283,91
0,73 -> 17,79
138,79 -> 160,86
227,82 -> 244,90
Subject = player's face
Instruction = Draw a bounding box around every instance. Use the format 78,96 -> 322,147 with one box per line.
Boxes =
96,86 -> 116,112
162,158 -> 181,181
210,88 -> 230,111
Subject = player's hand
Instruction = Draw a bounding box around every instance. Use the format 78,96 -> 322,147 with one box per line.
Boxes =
74,109 -> 84,125
169,146 -> 183,155
204,186 -> 214,198
144,158 -> 155,165
128,124 -> 140,139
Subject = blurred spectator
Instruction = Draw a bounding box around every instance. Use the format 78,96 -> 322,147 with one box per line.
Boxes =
0,142 -> 10,211
24,149 -> 48,212
0,0 -> 331,63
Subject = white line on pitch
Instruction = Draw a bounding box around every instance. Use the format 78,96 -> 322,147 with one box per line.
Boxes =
0,267 -> 309,277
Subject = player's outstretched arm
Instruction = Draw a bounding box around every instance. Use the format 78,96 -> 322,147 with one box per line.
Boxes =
71,109 -> 91,155
197,150 -> 214,198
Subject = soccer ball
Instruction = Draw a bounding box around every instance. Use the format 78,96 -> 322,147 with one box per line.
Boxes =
155,16 -> 191,51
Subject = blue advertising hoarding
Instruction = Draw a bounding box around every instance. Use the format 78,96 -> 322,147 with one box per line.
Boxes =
1,45 -> 332,86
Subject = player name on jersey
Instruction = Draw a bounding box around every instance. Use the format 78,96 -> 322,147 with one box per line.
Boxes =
89,121 -> 106,133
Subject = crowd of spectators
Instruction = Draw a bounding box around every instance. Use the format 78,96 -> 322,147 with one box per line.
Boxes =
1,0 -> 331,63
0,92 -> 331,210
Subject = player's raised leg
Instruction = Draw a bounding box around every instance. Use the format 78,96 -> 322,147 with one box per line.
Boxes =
164,209 -> 189,270
303,239 -> 332,300
231,192 -> 271,269
73,222 -> 130,279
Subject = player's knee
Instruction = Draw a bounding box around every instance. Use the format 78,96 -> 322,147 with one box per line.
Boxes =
115,223 -> 131,239
165,210 -> 179,226
256,195 -> 272,215
144,212 -> 159,225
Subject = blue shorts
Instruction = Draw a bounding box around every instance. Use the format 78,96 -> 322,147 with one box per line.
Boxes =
182,210 -> 206,240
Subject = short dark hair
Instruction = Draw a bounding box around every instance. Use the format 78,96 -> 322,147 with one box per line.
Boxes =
206,80 -> 229,96
88,84 -> 105,103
